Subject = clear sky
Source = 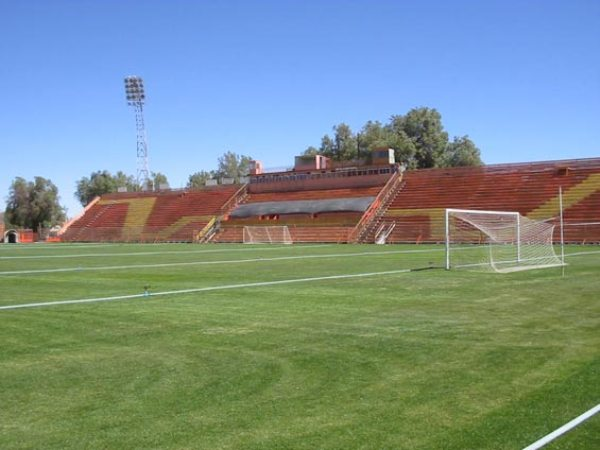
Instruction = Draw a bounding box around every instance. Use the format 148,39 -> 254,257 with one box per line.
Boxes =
1,0 -> 599,217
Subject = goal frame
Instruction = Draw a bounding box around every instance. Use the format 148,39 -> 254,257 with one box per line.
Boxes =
445,208 -> 564,272
445,208 -> 521,270
242,225 -> 293,244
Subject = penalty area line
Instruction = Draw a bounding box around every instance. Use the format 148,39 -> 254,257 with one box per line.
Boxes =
522,403 -> 600,450
0,268 -> 412,311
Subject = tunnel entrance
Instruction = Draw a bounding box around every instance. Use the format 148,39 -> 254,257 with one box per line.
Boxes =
4,230 -> 18,243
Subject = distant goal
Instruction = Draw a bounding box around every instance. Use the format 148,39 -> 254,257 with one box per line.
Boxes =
243,226 -> 293,244
445,208 -> 565,273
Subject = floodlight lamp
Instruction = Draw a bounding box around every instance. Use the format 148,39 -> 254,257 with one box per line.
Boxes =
124,75 -> 146,104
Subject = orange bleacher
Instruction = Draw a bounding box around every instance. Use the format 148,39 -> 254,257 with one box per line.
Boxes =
60,202 -> 130,242
59,158 -> 600,244
60,185 -> 242,242
376,158 -> 600,243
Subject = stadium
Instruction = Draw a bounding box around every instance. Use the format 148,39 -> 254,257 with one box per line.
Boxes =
2,150 -> 599,449
56,153 -> 600,246
2,2 -> 599,447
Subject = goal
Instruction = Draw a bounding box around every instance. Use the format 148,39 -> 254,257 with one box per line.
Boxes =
445,209 -> 565,273
243,226 -> 293,244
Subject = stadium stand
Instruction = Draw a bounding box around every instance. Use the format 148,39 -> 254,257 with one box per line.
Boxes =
60,185 -> 243,242
212,166 -> 399,243
59,158 -> 600,244
371,158 -> 600,243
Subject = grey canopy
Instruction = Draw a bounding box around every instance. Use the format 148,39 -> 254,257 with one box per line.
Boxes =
229,197 -> 375,218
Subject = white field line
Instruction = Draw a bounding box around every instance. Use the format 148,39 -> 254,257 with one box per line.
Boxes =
2,246 -> 594,276
0,268 -> 413,311
563,249 -> 600,257
0,248 -> 444,275
0,243 -> 127,251
522,403 -> 600,450
0,244 -> 332,260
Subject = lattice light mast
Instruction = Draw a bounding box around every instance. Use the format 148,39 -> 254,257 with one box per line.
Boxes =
124,76 -> 150,188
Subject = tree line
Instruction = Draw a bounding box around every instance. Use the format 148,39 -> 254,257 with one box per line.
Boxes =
304,107 -> 482,169
3,152 -> 251,231
3,107 -> 482,231
75,171 -> 169,206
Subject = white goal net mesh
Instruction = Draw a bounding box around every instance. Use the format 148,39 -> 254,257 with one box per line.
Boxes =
243,226 -> 293,244
446,209 -> 564,273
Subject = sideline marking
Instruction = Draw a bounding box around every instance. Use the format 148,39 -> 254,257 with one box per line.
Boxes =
564,249 -> 600,257
522,403 -> 600,450
0,248 -> 443,275
0,268 -> 413,311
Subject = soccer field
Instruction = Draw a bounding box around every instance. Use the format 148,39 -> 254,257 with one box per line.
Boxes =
1,243 -> 599,449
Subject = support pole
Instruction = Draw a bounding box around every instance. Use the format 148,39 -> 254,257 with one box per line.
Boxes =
516,214 -> 521,262
559,186 -> 565,269
445,209 -> 450,270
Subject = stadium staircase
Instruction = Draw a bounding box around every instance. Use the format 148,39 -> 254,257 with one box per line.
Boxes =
348,170 -> 404,243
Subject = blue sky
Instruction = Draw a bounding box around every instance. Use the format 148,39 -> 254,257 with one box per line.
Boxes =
1,0 -> 599,217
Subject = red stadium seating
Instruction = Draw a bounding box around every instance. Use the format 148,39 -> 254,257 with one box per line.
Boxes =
60,158 -> 600,244
376,159 -> 600,243
61,185 -> 243,242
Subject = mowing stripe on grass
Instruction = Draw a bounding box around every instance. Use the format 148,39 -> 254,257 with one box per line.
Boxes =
2,247 -> 594,276
0,248 -> 443,275
0,243 -> 127,251
0,244 -> 332,260
0,268 -> 416,311
522,403 -> 600,450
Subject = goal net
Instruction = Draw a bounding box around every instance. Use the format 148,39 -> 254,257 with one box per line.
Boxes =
243,226 -> 293,244
445,209 -> 564,273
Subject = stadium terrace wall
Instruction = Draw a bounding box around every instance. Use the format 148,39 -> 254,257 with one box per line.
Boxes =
248,165 -> 397,193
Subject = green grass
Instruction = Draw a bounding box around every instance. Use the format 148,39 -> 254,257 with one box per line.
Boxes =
0,243 -> 599,449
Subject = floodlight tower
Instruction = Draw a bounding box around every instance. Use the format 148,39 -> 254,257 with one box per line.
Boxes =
124,76 -> 150,188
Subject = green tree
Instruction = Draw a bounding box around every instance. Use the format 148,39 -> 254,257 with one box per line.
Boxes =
217,151 -> 252,182
4,177 -> 29,228
386,115 -> 419,168
5,177 -> 66,232
441,136 -> 483,167
187,170 -> 216,188
331,123 -> 357,161
302,106 -> 483,169
303,146 -> 319,156
358,121 -> 389,155
75,170 -> 170,205
313,124 -> 358,161
393,107 -> 449,168
318,135 -> 335,156
114,171 -> 138,191
75,170 -> 118,206
150,172 -> 169,190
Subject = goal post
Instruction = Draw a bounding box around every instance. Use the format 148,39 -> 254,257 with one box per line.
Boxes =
445,208 -> 565,273
243,226 -> 293,244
